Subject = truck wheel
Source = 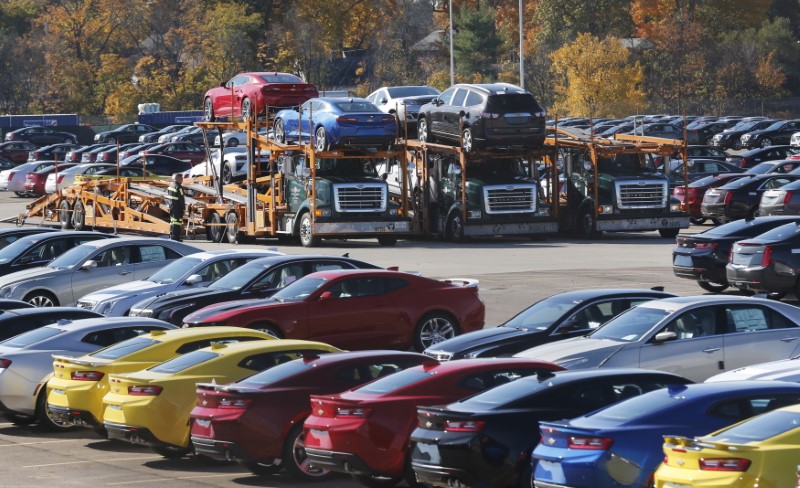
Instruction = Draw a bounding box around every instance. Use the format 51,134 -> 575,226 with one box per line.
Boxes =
576,208 -> 600,238
59,200 -> 73,229
417,117 -> 434,143
204,97 -> 216,122
698,280 -> 728,293
377,236 -> 397,246
205,213 -> 223,243
659,228 -> 680,238
446,213 -> 465,242
225,212 -> 240,244
72,200 -> 85,230
299,213 -> 320,247
414,312 -> 459,352
283,423 -> 331,480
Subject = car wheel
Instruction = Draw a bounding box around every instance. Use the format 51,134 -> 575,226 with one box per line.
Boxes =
273,118 -> 286,144
414,312 -> 459,352
697,280 -> 728,293
351,474 -> 403,488
221,164 -> 233,185
417,117 -> 434,143
299,212 -> 320,247
225,211 -> 240,244
249,323 -> 282,338
711,218 -> 724,226
241,98 -> 252,119
59,200 -> 73,229
204,97 -> 216,122
65,137 -> 76,144
282,423 -> 331,480
25,291 -> 58,307
237,461 -> 281,476
659,228 -> 680,238
761,138 -> 772,148
13,191 -> 28,198
152,444 -> 191,459
205,212 -> 224,243
767,291 -> 787,300
72,200 -> 85,230
732,140 -> 742,150
226,137 -> 238,148
377,235 -> 397,246
107,137 -> 116,144
314,127 -> 329,152
462,127 -> 474,153
36,387 -> 75,432
446,212 -> 465,242
689,217 -> 707,225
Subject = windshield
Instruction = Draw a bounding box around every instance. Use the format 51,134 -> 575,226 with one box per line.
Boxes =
597,153 -> 656,175
466,159 -> 531,180
731,120 -> 765,131
722,175 -> 759,188
271,277 -> 327,301
504,295 -> 582,330
2,326 -> 63,348
387,86 -> 439,98
764,121 -> 785,131
47,244 -> 101,270
589,306 -> 672,341
0,235 -> 47,264
258,73 -> 302,83
746,163 -> 778,175
756,222 -> 800,241
209,262 -> 270,291
148,257 -> 202,284
315,158 -> 378,177
704,410 -> 800,444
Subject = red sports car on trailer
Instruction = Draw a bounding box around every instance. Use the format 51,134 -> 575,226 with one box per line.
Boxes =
203,72 -> 319,121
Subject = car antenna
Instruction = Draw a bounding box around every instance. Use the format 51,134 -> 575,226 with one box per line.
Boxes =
650,286 -> 665,292
342,253 -> 349,258
536,370 -> 555,381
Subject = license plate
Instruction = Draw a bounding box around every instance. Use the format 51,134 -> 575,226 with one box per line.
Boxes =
664,483 -> 691,488
412,442 -> 441,464
195,419 -> 211,428
536,460 -> 565,483
674,254 -> 693,267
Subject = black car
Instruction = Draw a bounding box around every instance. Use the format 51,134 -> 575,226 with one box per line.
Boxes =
4,126 -> 78,147
138,125 -> 191,143
701,173 -> 800,222
93,123 -> 157,144
684,120 -> 739,145
65,144 -> 110,163
727,221 -> 800,298
168,126 -> 206,145
0,307 -> 103,341
597,122 -> 634,138
417,83 -> 547,152
740,119 -> 800,149
0,299 -> 34,311
711,119 -> 775,150
27,143 -> 83,162
127,254 -> 381,325
422,288 -> 675,361
673,216 -> 800,292
0,227 -> 54,250
115,154 -> 195,176
683,145 -> 729,161
664,158 -> 743,189
0,231 -> 115,276
622,121 -> 683,139
409,369 -> 691,488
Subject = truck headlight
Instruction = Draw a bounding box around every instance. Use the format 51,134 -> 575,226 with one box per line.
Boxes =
670,203 -> 681,212
536,206 -> 550,216
314,208 -> 331,217
598,205 -> 613,214
467,210 -> 481,219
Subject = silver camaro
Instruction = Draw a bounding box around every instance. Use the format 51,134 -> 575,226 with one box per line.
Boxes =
0,237 -> 201,307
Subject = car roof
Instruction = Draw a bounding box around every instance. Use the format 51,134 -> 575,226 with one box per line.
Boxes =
290,349 -> 426,366
11,230 -> 113,244
454,83 -> 527,95
303,268 -> 408,280
243,254 -> 375,267
410,357 -> 556,374
637,294 -> 791,312
183,249 -> 282,261
543,288 -> 675,301
76,236 -> 186,248
120,326 -> 271,343
516,367 -> 688,386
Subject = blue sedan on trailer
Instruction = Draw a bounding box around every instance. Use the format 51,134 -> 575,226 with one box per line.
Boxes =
531,381 -> 800,488
272,97 -> 398,151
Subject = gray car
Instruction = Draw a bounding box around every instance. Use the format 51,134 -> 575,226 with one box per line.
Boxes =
76,249 -> 283,316
0,237 -> 201,307
0,317 -> 175,429
513,295 -> 800,382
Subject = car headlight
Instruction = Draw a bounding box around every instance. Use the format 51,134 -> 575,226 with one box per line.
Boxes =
0,284 -> 19,299
96,299 -> 120,316
467,210 -> 481,219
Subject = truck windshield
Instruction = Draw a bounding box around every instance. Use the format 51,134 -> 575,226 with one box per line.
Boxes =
597,153 -> 656,175
466,160 -> 530,179
316,158 -> 378,177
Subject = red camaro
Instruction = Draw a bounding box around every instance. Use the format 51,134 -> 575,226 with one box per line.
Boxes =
182,269 -> 485,352
203,72 -> 319,121
302,358 -> 563,488
189,350 -> 429,480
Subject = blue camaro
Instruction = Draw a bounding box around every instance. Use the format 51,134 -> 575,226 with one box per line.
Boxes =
272,97 -> 398,151
531,381 -> 800,488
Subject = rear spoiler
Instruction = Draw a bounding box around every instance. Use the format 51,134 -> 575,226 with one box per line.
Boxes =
195,382 -> 262,394
442,278 -> 479,289
52,354 -> 92,366
663,435 -> 757,452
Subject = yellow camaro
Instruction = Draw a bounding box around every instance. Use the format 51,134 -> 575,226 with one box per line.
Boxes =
655,403 -> 800,488
47,326 -> 273,434
101,339 -> 341,458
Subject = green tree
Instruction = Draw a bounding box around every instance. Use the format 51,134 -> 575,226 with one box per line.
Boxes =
453,1 -> 506,78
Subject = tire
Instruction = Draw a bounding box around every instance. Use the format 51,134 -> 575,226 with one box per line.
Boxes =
250,323 -> 282,338
761,138 -> 772,148
36,387 -> 74,432
314,126 -> 329,152
446,212 -> 465,242
204,97 -> 216,122
4,412 -> 36,426
283,423 -> 331,481
462,127 -> 474,153
351,474 -> 403,488
59,200 -> 73,230
377,235 -> 397,246
107,137 -> 117,144
225,212 -> 240,244
274,119 -> 286,144
711,218 -> 724,226
221,164 -> 233,185
205,213 -> 223,243
417,117 -> 433,143
698,280 -> 728,293
72,200 -> 85,230
237,460 -> 281,476
659,228 -> 680,238
152,444 -> 191,459
241,98 -> 252,119
576,207 -> 599,238
25,291 -> 58,307
299,212 -> 320,247
732,140 -> 742,150
413,312 -> 459,352
226,138 -> 238,148
14,191 -> 28,197
689,217 -> 707,225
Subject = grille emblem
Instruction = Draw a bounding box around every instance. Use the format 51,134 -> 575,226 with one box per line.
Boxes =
548,437 -> 555,445
318,409 -> 324,415
425,421 -> 432,428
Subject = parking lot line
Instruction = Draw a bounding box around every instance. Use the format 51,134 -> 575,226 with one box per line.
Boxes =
0,439 -> 78,447
24,456 -> 160,468
107,473 -> 242,485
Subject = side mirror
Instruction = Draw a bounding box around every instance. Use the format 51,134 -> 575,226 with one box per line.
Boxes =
435,98 -> 443,106
319,291 -> 334,300
16,255 -> 35,265
81,260 -> 98,270
379,98 -> 388,105
184,274 -> 203,286
381,173 -> 388,180
221,81 -> 229,88
653,331 -> 677,343
459,110 -> 467,118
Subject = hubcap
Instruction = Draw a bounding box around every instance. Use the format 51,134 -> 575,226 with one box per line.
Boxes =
463,130 -> 472,152
419,121 -> 427,141
29,295 -> 54,307
293,431 -> 328,476
275,121 -> 284,142
420,317 -> 455,348
315,129 -> 326,151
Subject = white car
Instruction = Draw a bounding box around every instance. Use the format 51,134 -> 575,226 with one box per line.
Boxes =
75,249 -> 282,316
213,130 -> 246,148
791,131 -> 800,148
366,86 -> 441,135
0,161 -> 55,195
44,163 -> 116,193
157,126 -> 196,143
706,357 -> 800,383
513,295 -> 800,382
187,147 -> 269,184
0,317 -> 175,429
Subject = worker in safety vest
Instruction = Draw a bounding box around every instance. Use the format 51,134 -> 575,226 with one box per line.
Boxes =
166,173 -> 185,241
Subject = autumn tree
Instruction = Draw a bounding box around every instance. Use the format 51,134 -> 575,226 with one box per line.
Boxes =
550,33 -> 647,117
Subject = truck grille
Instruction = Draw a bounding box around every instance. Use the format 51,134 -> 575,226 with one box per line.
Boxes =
615,181 -> 667,209
483,185 -> 537,213
334,184 -> 387,213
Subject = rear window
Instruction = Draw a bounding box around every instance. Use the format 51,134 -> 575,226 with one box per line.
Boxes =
149,350 -> 219,373
353,368 -> 434,394
457,376 -> 547,407
587,388 -> 682,421
91,337 -> 159,360
700,218 -> 791,238
756,222 -> 800,241
258,73 -> 302,83
237,359 -> 314,387
486,94 -> 543,113
720,177 -> 756,189
333,102 -> 381,113
3,327 -> 63,348
704,410 -> 800,443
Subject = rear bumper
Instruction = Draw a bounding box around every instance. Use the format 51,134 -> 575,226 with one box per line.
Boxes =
304,447 -> 378,476
105,421 -> 161,446
48,405 -> 100,428
191,436 -> 257,463
411,461 -> 493,488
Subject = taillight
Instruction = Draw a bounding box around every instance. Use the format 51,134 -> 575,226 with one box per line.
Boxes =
698,458 -> 751,471
335,406 -> 372,418
336,116 -> 358,123
739,158 -> 748,168
694,242 -> 719,250
219,397 -> 252,409
761,245 -> 773,267
480,112 -> 501,119
723,191 -> 733,206
443,420 -> 484,432
784,191 -> 794,205
0,359 -> 11,368
673,186 -> 685,195
311,400 -> 337,418
676,236 -> 689,247
687,188 -> 699,205
128,385 -> 163,396
57,175 -> 65,184
71,371 -> 105,381
381,116 -> 396,124
568,436 -> 613,450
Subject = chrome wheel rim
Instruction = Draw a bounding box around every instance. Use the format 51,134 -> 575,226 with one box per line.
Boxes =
292,430 -> 328,477
418,119 -> 428,142
419,317 -> 455,348
28,295 -> 54,307
462,129 -> 473,152
314,128 -> 326,152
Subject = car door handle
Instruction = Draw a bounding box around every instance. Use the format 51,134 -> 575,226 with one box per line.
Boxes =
702,347 -> 721,353
781,337 -> 799,342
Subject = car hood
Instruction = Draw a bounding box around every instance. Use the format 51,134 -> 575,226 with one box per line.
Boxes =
0,266 -> 59,287
706,358 -> 800,382
514,336 -> 625,368
184,298 -> 276,322
425,326 -> 536,354
135,287 -> 221,309
82,280 -> 163,300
